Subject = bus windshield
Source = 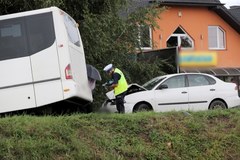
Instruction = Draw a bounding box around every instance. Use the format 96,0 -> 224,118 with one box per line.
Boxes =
63,13 -> 81,47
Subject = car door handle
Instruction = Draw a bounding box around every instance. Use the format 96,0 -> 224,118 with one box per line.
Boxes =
210,89 -> 215,91
181,91 -> 187,94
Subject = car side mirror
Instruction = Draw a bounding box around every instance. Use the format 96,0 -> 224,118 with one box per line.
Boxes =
158,84 -> 168,90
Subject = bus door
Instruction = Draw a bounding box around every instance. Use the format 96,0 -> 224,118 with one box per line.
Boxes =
27,12 -> 63,107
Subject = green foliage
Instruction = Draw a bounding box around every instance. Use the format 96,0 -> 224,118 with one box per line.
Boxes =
0,109 -> 239,159
78,1 -> 166,109
0,0 -> 65,14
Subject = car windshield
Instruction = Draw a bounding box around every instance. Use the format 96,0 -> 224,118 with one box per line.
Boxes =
142,76 -> 166,90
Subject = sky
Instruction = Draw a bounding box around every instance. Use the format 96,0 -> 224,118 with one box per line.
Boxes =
220,0 -> 240,9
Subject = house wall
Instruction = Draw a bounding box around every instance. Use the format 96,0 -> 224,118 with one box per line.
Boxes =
152,6 -> 240,67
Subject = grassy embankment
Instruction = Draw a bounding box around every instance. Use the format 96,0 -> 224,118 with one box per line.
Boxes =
0,109 -> 239,160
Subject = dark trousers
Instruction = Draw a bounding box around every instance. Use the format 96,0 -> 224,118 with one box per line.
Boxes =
115,91 -> 126,113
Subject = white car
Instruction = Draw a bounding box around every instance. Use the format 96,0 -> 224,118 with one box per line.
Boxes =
101,73 -> 240,113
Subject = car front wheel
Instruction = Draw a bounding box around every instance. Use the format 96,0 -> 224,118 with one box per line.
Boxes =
133,103 -> 152,113
209,100 -> 227,110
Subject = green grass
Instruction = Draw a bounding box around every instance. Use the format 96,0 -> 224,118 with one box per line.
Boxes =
0,109 -> 239,160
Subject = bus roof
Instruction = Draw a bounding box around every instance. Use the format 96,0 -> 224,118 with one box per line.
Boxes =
0,6 -> 61,20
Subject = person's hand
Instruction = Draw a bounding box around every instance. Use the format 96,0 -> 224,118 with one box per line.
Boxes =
108,85 -> 114,91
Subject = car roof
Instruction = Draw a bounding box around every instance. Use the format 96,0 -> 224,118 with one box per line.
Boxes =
157,72 -> 216,79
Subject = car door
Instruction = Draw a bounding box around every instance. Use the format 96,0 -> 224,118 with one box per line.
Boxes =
154,75 -> 189,112
187,74 -> 216,111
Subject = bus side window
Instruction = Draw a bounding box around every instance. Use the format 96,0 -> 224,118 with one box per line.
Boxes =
26,12 -> 55,55
0,21 -> 28,60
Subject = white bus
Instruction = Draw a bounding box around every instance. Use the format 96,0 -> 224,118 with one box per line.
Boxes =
0,7 -> 93,113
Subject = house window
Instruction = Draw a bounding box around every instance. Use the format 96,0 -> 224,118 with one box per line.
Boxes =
167,26 -> 194,49
138,25 -> 152,49
208,26 -> 225,50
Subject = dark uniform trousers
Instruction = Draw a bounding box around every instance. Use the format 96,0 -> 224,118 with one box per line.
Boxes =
115,91 -> 126,113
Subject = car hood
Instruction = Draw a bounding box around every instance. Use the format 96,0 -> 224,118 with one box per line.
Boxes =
105,83 -> 147,100
127,83 -> 147,94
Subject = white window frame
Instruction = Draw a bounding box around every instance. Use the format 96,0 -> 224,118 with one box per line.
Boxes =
138,25 -> 152,50
166,26 -> 194,50
208,26 -> 226,50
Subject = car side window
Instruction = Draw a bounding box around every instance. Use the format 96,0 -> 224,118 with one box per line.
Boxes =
161,75 -> 185,89
187,75 -> 214,87
205,76 -> 216,85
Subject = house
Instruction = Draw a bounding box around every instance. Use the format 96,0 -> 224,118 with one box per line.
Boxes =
134,0 -> 240,66
131,0 -> 240,84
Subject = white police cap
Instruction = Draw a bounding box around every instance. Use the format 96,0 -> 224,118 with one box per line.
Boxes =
103,64 -> 113,72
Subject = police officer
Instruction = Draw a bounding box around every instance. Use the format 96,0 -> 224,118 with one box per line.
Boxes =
103,64 -> 128,113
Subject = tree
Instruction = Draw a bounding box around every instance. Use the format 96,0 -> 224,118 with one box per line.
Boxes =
78,0 -> 168,109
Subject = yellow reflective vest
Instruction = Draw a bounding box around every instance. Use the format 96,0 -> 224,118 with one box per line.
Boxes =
114,68 -> 128,96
